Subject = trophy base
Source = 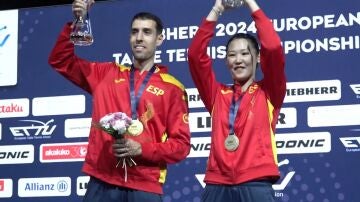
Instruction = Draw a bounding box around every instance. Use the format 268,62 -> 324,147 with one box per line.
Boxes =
70,33 -> 94,46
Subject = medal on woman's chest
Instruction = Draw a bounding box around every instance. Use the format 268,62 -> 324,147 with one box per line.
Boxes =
225,85 -> 242,152
127,65 -> 156,136
224,133 -> 240,151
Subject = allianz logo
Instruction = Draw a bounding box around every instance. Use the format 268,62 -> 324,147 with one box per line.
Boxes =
24,180 -> 68,192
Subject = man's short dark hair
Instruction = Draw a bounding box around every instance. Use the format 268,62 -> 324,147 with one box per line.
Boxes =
131,12 -> 163,35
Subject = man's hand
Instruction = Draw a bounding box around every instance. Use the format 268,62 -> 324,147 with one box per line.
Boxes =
112,138 -> 142,158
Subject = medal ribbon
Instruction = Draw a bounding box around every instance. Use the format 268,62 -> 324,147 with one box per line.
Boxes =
129,65 -> 156,120
228,85 -> 242,136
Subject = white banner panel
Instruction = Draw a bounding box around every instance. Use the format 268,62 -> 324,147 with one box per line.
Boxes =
32,95 -> 86,116
308,104 -> 360,127
0,10 -> 18,86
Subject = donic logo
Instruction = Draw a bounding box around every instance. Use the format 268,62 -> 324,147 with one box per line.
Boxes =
0,26 -> 10,48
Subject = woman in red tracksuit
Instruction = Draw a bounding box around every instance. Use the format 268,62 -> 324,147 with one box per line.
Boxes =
188,0 -> 286,201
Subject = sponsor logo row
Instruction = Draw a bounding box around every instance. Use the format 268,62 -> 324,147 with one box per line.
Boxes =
0,176 -> 90,198
0,95 -> 86,119
188,133 -> 360,157
190,104 -> 360,132
1,82 -> 359,119
187,81 -> 360,108
1,158 -> 297,198
1,134 -> 359,165
1,165 -> 296,199
0,117 -> 91,141
2,103 -> 360,142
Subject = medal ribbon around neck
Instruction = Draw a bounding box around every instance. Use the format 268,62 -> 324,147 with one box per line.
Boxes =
129,65 -> 156,120
224,85 -> 242,151
228,85 -> 242,136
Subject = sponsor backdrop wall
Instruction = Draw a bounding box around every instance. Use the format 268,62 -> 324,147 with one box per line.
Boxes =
1,0 -> 359,201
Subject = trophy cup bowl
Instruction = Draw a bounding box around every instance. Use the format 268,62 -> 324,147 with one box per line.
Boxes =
70,2 -> 94,46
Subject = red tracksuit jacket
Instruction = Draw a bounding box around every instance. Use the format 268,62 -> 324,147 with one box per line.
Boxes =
188,9 -> 286,185
48,24 -> 191,194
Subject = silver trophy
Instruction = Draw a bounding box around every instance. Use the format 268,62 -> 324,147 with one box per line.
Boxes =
222,0 -> 244,7
70,1 -> 94,46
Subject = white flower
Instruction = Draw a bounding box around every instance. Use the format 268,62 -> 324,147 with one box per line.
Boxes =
113,119 -> 126,131
100,113 -> 114,125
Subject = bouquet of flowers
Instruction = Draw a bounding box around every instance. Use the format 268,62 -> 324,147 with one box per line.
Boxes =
94,112 -> 136,181
98,112 -> 132,139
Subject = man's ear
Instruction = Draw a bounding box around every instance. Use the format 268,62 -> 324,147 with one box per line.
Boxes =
156,34 -> 164,46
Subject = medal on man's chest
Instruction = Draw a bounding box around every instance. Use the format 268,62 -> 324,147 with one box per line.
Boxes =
127,65 -> 156,137
127,119 -> 144,136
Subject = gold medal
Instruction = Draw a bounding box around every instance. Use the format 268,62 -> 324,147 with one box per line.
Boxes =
127,119 -> 144,136
224,134 -> 239,151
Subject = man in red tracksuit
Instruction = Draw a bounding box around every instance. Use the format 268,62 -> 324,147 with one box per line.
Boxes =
48,0 -> 191,201
188,0 -> 286,201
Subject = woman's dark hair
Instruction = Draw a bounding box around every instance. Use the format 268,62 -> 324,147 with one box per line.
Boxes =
226,33 -> 260,55
131,12 -> 163,35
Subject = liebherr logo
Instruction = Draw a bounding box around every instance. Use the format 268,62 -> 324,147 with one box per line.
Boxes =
10,119 -> 56,140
